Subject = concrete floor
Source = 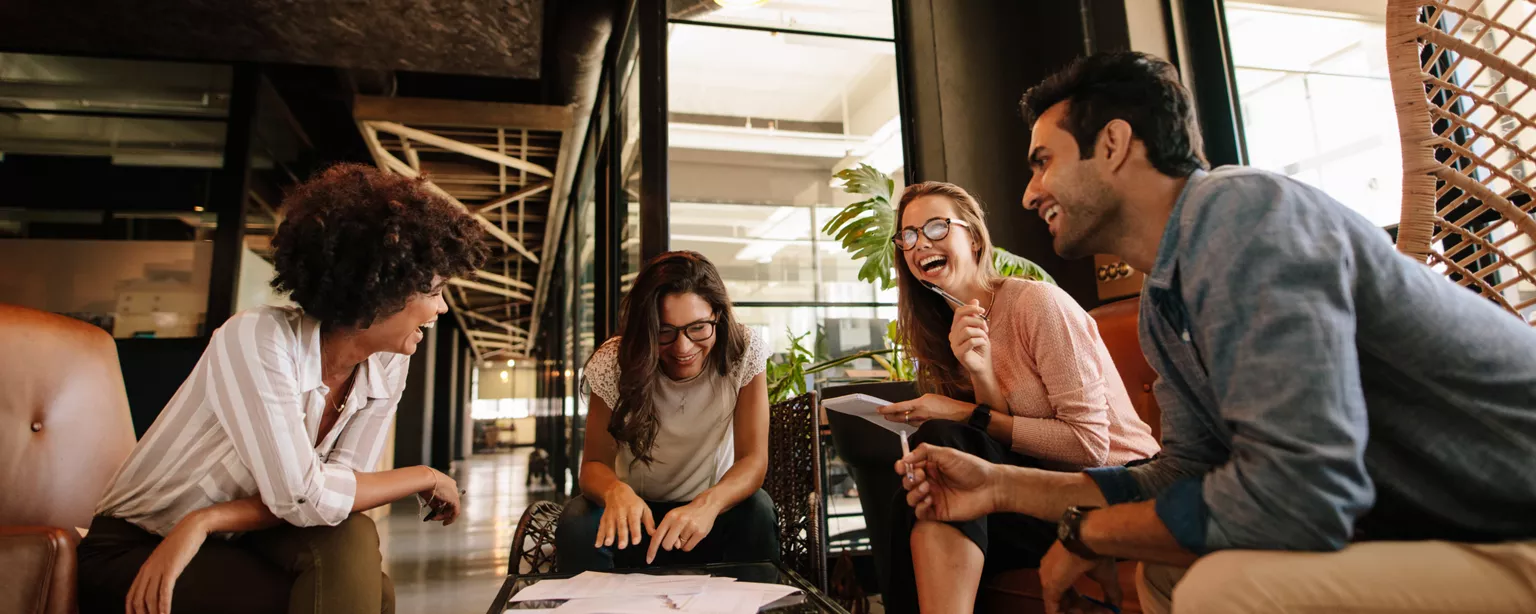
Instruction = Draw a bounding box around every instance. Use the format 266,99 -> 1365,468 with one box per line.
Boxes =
378,451 -> 558,614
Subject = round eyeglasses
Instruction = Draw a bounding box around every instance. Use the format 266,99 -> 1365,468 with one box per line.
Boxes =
892,217 -> 972,251
659,319 -> 717,345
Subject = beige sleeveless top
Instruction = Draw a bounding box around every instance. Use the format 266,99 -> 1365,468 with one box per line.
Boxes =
586,329 -> 768,502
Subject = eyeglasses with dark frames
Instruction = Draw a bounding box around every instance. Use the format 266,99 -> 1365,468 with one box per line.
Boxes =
892,217 -> 972,251
658,319 -> 718,345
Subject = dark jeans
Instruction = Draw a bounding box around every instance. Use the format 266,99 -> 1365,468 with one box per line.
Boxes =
554,488 -> 781,573
77,514 -> 393,614
884,420 -> 1059,614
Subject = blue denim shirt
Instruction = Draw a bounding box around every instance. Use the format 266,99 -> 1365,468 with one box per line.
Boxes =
1086,167 -> 1536,553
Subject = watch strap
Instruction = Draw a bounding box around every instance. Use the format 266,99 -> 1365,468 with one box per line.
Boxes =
968,403 -> 993,430
1059,505 -> 1103,559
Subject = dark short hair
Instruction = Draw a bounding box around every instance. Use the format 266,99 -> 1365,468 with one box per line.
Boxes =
270,163 -> 488,328
1021,51 -> 1208,177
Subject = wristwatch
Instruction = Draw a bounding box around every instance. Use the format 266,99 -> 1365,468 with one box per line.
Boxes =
1058,505 -> 1103,559
967,403 -> 993,431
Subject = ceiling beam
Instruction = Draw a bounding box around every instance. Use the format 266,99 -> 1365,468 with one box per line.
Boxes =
472,180 -> 552,215
467,329 -> 525,342
370,120 -> 554,178
474,269 -> 535,291
359,124 -> 541,263
448,277 -> 533,302
471,301 -> 529,315
354,95 -> 574,132
458,307 -> 531,335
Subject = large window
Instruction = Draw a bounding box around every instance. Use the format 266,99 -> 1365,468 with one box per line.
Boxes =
1225,1 -> 1402,227
1222,0 -> 1536,317
665,14 -> 906,347
664,1 -> 908,552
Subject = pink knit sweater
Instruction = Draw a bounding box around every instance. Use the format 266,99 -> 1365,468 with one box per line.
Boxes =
985,279 -> 1159,469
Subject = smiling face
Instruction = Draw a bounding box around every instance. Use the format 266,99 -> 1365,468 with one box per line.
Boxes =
1022,102 -> 1120,259
363,275 -> 448,355
656,291 -> 717,380
898,194 -> 984,293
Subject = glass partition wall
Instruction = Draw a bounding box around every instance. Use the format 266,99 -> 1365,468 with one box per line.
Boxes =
538,0 -> 912,554
664,3 -> 909,553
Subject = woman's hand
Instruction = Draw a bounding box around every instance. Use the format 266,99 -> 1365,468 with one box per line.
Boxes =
878,393 -> 975,427
950,300 -> 992,376
646,501 -> 720,564
127,514 -> 210,614
598,482 -> 655,551
419,467 -> 462,525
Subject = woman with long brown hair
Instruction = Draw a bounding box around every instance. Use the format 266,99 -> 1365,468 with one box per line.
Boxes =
875,181 -> 1158,613
555,251 -> 777,571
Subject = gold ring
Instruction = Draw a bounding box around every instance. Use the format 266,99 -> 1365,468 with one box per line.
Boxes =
905,411 -> 911,423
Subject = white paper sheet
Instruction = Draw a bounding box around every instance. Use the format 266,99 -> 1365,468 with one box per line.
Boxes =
822,393 -> 909,435
510,572 -> 709,603
551,596 -> 676,613
671,581 -> 802,611
514,572 -> 802,613
677,585 -> 758,614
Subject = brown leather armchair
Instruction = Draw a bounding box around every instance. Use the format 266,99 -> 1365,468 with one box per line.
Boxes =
0,305 -> 137,614
978,296 -> 1159,614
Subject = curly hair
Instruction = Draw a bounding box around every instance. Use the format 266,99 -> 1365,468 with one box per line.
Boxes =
1020,51 -> 1208,178
270,163 -> 489,328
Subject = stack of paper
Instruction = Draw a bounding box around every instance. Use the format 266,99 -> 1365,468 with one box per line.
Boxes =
508,572 -> 802,613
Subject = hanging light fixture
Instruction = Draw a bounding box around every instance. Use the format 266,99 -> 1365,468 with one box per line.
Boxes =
713,0 -> 768,7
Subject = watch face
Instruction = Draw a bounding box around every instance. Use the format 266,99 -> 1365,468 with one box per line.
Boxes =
1057,518 -> 1072,542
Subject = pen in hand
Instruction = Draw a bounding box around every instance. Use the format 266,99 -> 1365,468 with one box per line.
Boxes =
899,430 -> 915,483
922,281 -> 988,321
423,488 -> 468,522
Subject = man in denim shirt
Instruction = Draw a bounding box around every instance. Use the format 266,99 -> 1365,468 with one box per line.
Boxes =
896,51 -> 1536,613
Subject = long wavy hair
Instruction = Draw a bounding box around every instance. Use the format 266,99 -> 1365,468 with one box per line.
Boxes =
894,181 -> 1003,400
603,251 -> 747,465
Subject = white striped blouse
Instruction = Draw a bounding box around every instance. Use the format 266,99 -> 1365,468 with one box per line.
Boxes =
95,305 -> 409,536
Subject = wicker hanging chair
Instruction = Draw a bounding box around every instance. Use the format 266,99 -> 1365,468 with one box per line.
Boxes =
1386,0 -> 1536,325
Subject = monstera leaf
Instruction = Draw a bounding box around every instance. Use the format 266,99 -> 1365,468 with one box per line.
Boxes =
993,247 -> 1056,284
824,164 -> 899,290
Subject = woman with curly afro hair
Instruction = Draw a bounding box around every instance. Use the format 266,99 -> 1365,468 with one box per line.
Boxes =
78,164 -> 489,614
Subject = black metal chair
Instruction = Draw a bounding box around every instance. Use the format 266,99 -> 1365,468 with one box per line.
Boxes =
508,391 -> 827,589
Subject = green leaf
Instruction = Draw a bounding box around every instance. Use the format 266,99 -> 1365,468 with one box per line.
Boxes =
823,164 -> 898,290
833,165 -> 894,203
993,247 -> 1056,285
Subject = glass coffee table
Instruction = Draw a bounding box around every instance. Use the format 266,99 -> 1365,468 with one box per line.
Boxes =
486,561 -> 850,613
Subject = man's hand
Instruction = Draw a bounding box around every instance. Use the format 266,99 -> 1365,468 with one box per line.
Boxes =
877,393 -> 975,427
127,514 -> 210,614
647,501 -> 720,564
894,443 -> 1005,522
1040,541 -> 1122,614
